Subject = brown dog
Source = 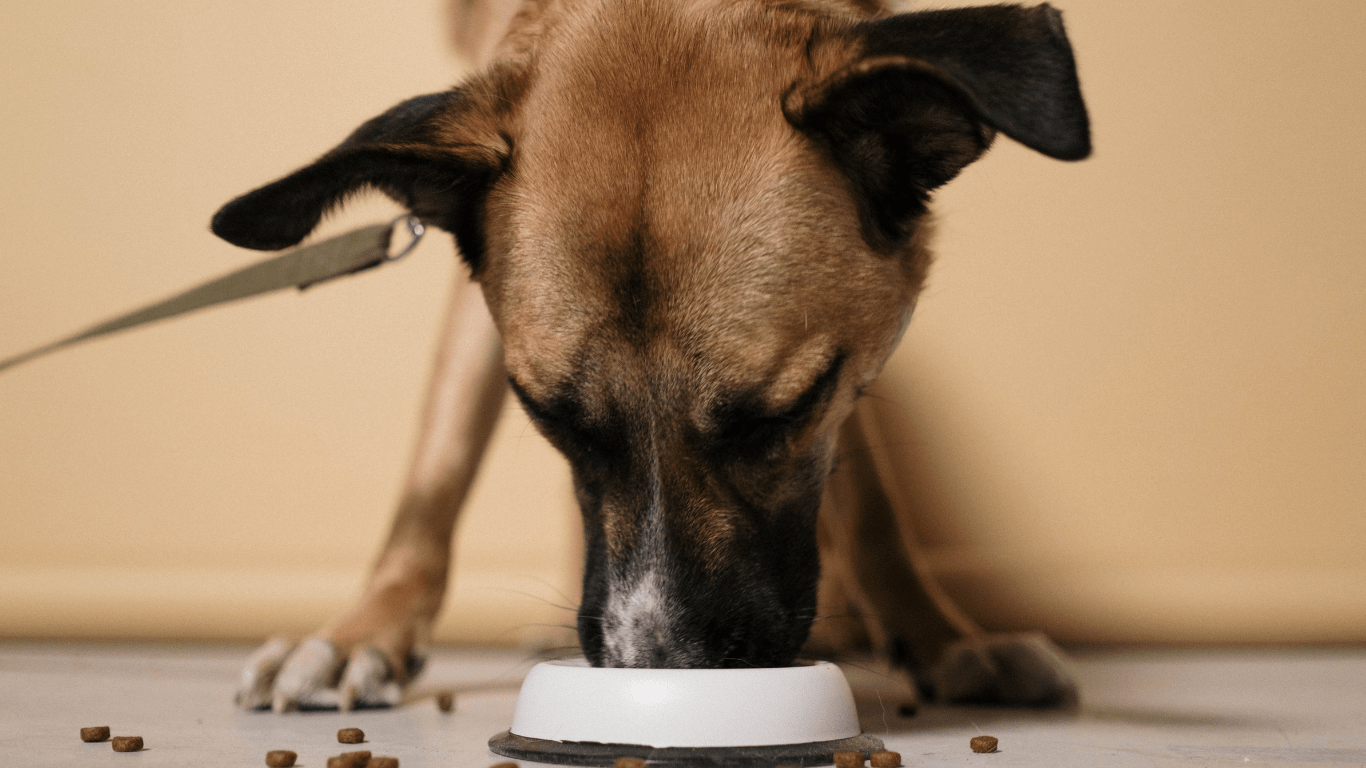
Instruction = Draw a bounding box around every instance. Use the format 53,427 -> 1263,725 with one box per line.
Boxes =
214,0 -> 1089,711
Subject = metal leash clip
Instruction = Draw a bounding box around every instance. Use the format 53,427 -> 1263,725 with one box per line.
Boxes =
387,215 -> 426,262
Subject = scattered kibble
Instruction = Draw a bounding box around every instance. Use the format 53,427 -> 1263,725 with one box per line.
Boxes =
488,763 -> 520,768
80,726 -> 110,743
111,736 -> 143,752
265,749 -> 297,767
338,727 -> 366,744
614,758 -> 646,768
437,692 -> 455,713
834,751 -> 865,768
368,757 -> 399,768
870,749 -> 902,767
970,735 -> 999,753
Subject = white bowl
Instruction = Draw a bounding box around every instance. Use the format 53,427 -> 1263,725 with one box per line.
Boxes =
508,659 -> 862,748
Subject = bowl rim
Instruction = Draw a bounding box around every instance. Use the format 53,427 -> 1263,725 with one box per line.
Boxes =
508,658 -> 863,748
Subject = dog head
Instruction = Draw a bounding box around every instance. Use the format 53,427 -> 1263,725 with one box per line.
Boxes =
213,1 -> 1089,668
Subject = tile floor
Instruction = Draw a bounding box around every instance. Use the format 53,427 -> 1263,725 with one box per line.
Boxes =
2,642 -> 1363,768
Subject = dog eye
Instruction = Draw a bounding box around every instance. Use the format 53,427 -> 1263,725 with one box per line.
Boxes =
507,377 -> 581,434
507,377 -> 623,461
715,412 -> 798,455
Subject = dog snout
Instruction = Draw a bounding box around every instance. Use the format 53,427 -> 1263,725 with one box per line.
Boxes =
577,525 -> 820,670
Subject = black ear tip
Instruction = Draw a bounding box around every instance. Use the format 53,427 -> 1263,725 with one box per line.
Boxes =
1051,131 -> 1092,162
210,190 -> 317,251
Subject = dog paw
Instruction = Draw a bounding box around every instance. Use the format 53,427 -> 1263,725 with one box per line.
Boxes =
235,636 -> 417,712
928,632 -> 1078,708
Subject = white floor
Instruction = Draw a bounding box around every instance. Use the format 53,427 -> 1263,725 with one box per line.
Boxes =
2,642 -> 1363,768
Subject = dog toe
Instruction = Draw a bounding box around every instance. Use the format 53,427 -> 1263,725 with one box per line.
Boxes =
235,637 -> 295,710
268,636 -> 345,712
930,632 -> 1078,708
338,647 -> 403,712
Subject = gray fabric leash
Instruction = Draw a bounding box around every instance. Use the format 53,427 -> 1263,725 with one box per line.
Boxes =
0,217 -> 425,374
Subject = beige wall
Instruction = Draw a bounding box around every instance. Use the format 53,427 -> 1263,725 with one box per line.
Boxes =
1,1 -> 1363,646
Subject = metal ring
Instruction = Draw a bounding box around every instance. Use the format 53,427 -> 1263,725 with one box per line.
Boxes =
387,215 -> 426,262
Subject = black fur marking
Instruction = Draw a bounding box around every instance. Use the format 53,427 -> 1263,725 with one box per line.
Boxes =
857,4 -> 1090,160
210,89 -> 503,270
789,3 -> 1090,247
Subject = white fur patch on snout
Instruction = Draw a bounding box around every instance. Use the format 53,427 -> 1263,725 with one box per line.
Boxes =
602,568 -> 677,667
599,422 -> 706,668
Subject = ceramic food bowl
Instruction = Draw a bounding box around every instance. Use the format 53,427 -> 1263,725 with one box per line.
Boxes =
488,659 -> 883,766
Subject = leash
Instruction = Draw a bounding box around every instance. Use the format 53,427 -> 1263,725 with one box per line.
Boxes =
0,216 -> 426,374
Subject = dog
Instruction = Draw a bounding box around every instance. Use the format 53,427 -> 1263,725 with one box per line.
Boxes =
212,0 -> 1090,712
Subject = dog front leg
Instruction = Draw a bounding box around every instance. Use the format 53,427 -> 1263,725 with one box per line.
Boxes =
236,274 -> 506,712
816,400 -> 1077,707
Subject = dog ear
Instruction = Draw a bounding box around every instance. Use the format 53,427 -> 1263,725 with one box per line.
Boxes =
785,3 -> 1090,246
211,85 -> 512,266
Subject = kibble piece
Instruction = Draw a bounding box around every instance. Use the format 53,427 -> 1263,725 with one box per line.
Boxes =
80,726 -> 110,742
488,763 -> 520,768
111,736 -> 144,752
265,750 -> 298,767
614,758 -> 647,768
870,749 -> 902,767
970,735 -> 999,753
326,750 -> 372,768
897,703 -> 918,718
368,758 -> 399,768
833,751 -> 865,768
437,692 -> 455,713
338,727 -> 366,744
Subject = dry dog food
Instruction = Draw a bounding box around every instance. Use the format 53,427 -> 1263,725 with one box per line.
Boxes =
265,749 -> 298,767
970,735 -> 999,753
613,758 -> 646,768
870,749 -> 902,767
111,736 -> 144,752
327,750 -> 372,768
437,692 -> 455,712
833,751 -> 865,768
488,763 -> 520,768
338,728 -> 366,744
80,726 -> 110,742
368,758 -> 399,768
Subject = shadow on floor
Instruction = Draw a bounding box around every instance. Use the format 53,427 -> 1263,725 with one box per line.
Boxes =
840,658 -> 1281,737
